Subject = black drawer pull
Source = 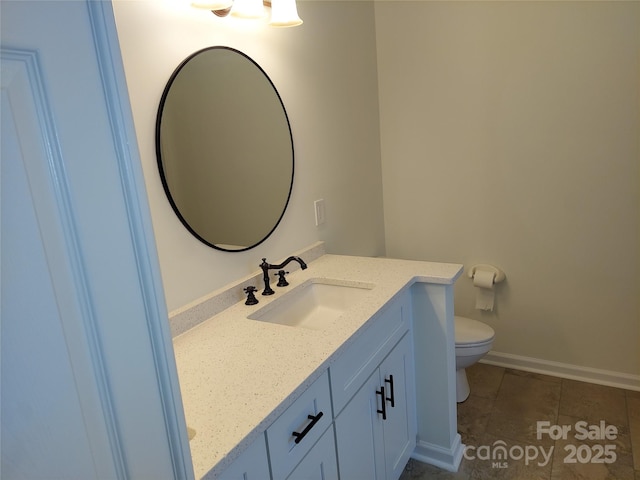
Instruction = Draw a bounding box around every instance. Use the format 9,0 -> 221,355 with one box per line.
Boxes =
292,411 -> 323,444
376,386 -> 387,420
385,375 -> 395,408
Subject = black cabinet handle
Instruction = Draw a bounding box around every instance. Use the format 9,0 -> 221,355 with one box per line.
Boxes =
376,386 -> 387,420
292,411 -> 323,444
385,375 -> 395,408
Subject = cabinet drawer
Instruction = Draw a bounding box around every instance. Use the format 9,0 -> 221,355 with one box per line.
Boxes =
266,371 -> 332,480
330,291 -> 410,414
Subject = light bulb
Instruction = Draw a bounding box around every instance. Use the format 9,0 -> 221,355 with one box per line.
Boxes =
269,0 -> 302,27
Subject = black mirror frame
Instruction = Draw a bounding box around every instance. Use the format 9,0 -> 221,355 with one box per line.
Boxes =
155,46 -> 295,252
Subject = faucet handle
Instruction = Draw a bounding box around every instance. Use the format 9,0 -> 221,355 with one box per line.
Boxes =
243,286 -> 259,305
275,270 -> 289,287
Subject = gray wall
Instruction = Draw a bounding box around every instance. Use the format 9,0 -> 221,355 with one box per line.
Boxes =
375,1 -> 639,376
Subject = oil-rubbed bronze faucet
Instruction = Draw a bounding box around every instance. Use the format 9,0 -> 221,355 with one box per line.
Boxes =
260,256 -> 307,295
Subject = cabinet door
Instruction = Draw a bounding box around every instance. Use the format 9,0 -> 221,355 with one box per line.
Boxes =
218,435 -> 271,480
286,426 -> 338,480
380,334 -> 416,480
334,372 -> 385,480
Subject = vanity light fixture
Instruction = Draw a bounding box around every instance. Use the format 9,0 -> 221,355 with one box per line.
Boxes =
192,0 -> 302,27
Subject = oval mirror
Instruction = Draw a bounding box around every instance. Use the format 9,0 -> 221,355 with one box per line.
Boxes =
156,46 -> 294,252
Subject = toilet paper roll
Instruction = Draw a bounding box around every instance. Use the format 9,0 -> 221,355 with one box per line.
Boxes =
473,269 -> 496,289
473,269 -> 496,311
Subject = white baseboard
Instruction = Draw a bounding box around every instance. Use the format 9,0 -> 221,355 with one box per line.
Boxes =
482,351 -> 640,392
412,434 -> 464,472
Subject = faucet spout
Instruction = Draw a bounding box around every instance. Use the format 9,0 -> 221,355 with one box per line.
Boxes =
272,256 -> 308,271
260,256 -> 307,295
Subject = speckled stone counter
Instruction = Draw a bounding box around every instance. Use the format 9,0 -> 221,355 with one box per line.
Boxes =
171,252 -> 463,479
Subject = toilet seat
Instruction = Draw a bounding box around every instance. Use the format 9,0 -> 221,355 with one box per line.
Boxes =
454,316 -> 495,346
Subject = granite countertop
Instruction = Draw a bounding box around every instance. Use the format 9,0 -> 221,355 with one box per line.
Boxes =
171,253 -> 463,479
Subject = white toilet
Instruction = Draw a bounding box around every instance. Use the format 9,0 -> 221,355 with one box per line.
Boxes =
455,316 -> 495,403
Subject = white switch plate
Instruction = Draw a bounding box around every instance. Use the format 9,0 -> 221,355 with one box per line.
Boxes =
314,199 -> 326,226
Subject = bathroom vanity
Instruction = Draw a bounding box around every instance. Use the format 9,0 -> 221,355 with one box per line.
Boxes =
171,248 -> 464,479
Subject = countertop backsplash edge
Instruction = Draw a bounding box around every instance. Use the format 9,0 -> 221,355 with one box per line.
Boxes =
169,241 -> 327,338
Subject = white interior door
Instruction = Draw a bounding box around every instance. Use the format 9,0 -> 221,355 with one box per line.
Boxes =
1,1 -> 192,478
1,63 -> 114,479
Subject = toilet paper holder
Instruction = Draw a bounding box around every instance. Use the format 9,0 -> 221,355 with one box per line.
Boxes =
467,264 -> 506,284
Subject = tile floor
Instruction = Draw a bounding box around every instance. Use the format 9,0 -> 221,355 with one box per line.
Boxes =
401,363 -> 640,480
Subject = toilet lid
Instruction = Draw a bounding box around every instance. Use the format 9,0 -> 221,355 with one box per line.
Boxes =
455,316 -> 495,345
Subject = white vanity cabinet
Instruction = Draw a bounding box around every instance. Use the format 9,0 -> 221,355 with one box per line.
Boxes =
331,290 -> 416,480
378,334 -> 416,480
334,334 -> 416,480
218,372 -> 335,480
217,435 -> 270,480
218,292 -> 415,480
285,426 -> 339,479
266,371 -> 335,480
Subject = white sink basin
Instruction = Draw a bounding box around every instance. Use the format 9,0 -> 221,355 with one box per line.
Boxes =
248,279 -> 374,330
